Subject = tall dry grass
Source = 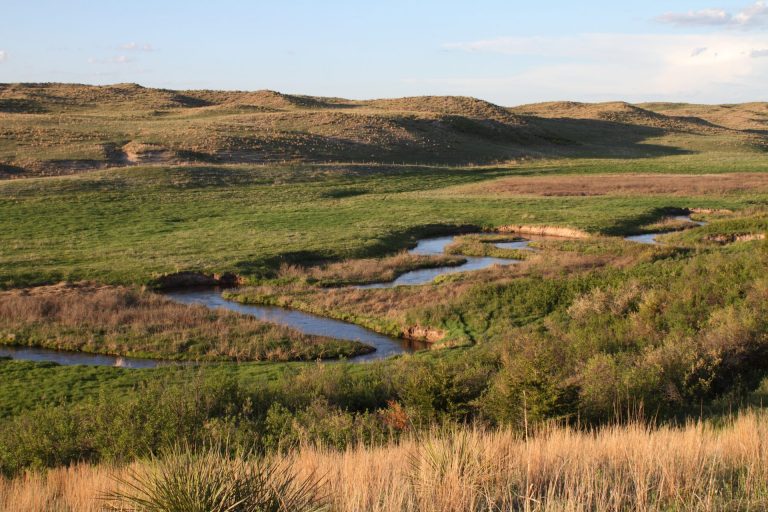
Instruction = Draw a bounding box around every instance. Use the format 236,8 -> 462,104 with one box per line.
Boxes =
4,410 -> 768,511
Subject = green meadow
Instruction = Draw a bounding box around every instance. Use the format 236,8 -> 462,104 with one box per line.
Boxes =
3,154 -> 768,288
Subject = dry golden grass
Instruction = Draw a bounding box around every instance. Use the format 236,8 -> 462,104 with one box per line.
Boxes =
642,216 -> 699,232
5,410 -> 768,511
453,173 -> 768,197
368,96 -> 525,123
510,101 -> 723,133
640,102 -> 768,132
0,84 -> 547,176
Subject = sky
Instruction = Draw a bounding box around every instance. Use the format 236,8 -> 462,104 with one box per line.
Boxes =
1,0 -> 767,105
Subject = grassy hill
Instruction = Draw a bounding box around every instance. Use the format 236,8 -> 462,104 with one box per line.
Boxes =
639,101 -> 768,132
2,83 -> 766,177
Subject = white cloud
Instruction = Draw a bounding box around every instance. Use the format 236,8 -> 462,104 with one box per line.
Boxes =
120,42 -> 154,51
734,1 -> 768,27
88,55 -> 134,64
438,33 -> 768,103
656,1 -> 768,29
656,8 -> 731,27
752,48 -> 768,56
0,51 -> 6,62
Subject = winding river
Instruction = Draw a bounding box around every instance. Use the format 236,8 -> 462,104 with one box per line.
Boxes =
358,235 -> 524,289
0,346 -> 162,369
624,215 -> 706,245
4,215 -> 708,369
2,233 -> 529,368
165,289 -> 423,363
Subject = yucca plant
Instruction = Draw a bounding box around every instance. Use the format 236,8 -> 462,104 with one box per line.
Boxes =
105,444 -> 326,512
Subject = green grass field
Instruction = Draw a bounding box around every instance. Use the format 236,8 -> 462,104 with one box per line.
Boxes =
2,154 -> 768,289
0,358 -> 305,418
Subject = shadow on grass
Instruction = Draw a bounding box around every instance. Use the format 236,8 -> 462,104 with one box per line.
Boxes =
0,164 -> 27,178
235,250 -> 332,279
232,223 -> 482,279
524,117 -> 697,160
602,206 -> 691,236
366,223 -> 481,255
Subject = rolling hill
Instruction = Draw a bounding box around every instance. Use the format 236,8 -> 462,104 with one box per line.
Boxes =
0,83 -> 766,178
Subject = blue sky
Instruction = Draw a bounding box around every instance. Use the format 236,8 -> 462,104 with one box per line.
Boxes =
1,1 -> 767,104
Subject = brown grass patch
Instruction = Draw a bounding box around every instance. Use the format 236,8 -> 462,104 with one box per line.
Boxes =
279,251 -> 465,287
705,232 -> 767,244
495,224 -> 592,238
641,102 -> 768,132
642,216 -> 699,232
457,172 -> 768,197
0,282 -> 370,361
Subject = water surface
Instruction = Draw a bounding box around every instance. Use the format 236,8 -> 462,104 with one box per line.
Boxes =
495,240 -> 534,251
625,215 -> 707,245
358,235 -> 522,289
166,289 -> 421,362
0,346 -> 161,369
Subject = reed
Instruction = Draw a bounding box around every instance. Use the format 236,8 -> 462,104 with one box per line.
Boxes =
278,251 -> 465,286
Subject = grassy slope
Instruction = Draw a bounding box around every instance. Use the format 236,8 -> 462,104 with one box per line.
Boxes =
0,84 -> 550,174
1,83 -> 765,176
